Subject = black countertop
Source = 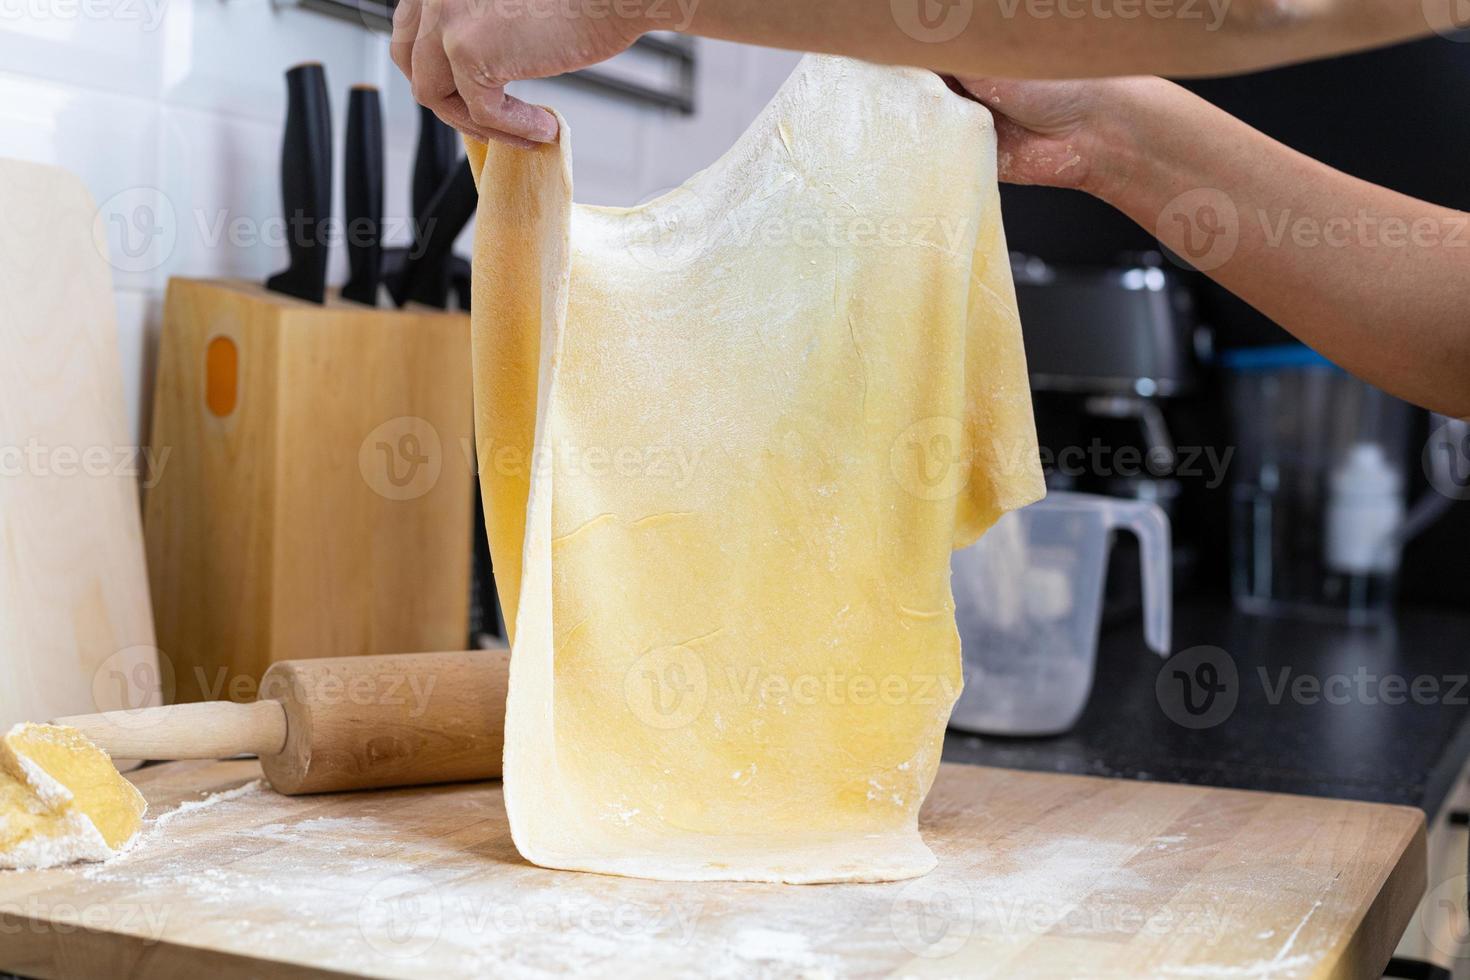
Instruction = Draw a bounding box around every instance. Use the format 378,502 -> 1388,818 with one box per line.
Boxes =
944,599 -> 1470,819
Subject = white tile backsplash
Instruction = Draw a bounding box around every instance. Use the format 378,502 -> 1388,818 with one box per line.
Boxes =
0,0 -> 799,444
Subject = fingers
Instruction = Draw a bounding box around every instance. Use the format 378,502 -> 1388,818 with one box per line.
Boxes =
991,116 -> 1035,185
958,77 -> 1032,117
409,13 -> 457,115
448,52 -> 558,144
391,0 -> 558,148
957,77 -> 1002,103
431,94 -> 539,149
390,0 -> 422,84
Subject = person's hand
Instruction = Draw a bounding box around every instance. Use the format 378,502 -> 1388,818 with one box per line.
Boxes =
391,0 -> 649,147
957,76 -> 1167,200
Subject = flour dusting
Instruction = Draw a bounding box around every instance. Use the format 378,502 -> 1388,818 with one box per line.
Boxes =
149,779 -> 265,834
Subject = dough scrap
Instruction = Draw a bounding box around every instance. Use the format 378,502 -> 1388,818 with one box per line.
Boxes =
468,55 -> 1043,883
0,723 -> 146,870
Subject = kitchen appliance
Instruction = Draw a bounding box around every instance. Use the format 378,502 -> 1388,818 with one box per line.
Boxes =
1223,345 -> 1454,625
1011,251 -> 1213,610
949,492 -> 1172,737
0,158 -> 161,731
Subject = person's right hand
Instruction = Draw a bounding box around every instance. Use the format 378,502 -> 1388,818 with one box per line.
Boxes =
391,0 -> 650,146
957,76 -> 1169,201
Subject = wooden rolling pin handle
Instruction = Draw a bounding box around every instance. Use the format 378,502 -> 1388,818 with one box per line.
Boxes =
54,700 -> 289,762
53,648 -> 508,796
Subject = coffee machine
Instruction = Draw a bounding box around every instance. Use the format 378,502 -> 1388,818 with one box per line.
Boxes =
1011,252 -> 1218,607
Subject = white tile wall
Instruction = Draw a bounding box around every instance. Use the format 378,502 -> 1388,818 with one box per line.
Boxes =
0,0 -> 799,442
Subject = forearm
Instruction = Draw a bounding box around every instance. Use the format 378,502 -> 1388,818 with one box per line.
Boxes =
1100,81 -> 1470,416
676,0 -> 1427,79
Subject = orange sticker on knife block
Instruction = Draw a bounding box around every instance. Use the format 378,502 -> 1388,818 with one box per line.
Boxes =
204,336 -> 238,417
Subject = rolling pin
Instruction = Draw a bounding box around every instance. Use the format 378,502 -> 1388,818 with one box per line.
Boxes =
53,649 -> 508,796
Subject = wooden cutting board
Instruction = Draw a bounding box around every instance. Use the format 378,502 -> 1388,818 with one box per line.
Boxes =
0,158 -> 161,730
0,761 -> 1425,979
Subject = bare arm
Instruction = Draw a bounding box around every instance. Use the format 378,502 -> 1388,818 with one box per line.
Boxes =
391,0 -> 1435,144
963,76 -> 1470,416
686,0 -> 1429,80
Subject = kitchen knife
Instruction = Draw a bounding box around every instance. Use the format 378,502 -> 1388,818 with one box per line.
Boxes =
265,63 -> 333,304
340,85 -> 384,307
389,159 -> 476,310
413,104 -> 460,223
392,106 -> 464,309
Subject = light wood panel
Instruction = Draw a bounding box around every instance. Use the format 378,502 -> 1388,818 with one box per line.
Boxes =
144,279 -> 475,703
0,760 -> 1426,979
0,158 -> 160,730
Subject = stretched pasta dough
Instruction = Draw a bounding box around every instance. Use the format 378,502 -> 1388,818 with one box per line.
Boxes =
468,55 -> 1043,883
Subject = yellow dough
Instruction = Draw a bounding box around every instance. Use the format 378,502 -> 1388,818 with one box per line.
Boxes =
0,723 -> 146,869
468,55 -> 1043,883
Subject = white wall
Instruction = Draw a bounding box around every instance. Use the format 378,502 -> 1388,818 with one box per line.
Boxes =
0,0 -> 799,442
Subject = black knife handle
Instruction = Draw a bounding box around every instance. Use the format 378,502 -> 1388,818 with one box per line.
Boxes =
392,160 -> 476,310
266,63 -> 332,304
412,105 -> 460,219
341,85 -> 383,307
408,106 -> 460,305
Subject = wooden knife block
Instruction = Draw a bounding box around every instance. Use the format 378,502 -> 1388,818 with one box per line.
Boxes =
145,278 -> 475,703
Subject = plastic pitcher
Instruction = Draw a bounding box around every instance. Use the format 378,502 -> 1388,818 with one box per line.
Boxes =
948,492 -> 1172,737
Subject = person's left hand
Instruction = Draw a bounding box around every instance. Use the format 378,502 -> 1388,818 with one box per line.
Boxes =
391,0 -> 649,146
957,76 -> 1165,200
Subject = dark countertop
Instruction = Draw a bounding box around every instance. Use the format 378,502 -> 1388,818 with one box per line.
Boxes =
944,598 -> 1470,819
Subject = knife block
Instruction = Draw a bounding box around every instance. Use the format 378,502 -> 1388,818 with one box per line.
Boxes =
145,278 -> 475,703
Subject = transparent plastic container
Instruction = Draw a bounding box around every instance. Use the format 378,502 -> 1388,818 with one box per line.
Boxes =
1221,344 -> 1450,627
948,492 -> 1173,737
